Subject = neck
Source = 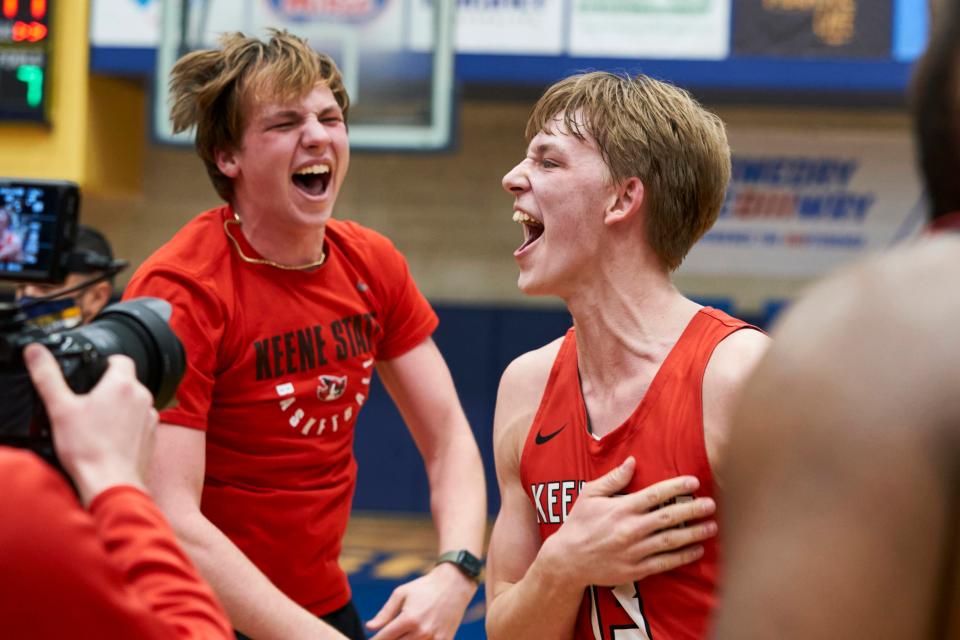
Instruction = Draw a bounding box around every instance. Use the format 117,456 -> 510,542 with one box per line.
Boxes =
234,208 -> 327,266
565,264 -> 699,389
567,271 -> 701,438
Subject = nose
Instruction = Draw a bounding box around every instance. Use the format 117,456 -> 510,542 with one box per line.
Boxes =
502,160 -> 528,195
302,115 -> 332,148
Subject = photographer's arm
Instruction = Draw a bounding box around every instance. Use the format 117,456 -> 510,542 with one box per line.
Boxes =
6,345 -> 233,638
149,423 -> 348,640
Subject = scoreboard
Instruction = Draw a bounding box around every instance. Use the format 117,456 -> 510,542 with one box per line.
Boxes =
0,0 -> 50,122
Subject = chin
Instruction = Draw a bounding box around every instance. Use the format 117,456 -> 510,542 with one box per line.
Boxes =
517,273 -> 553,298
297,207 -> 334,225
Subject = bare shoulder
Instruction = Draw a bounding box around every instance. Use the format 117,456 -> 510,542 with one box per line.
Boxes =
741,236 -> 960,451
773,236 -> 960,410
705,328 -> 770,392
498,337 -> 564,407
702,328 -> 769,472
493,337 -> 565,470
715,237 -> 960,640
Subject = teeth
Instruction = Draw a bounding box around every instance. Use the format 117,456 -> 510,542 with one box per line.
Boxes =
294,164 -> 330,175
513,211 -> 543,226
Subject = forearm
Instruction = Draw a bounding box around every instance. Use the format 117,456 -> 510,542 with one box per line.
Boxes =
423,420 -> 487,555
486,553 -> 584,640
168,508 -> 346,640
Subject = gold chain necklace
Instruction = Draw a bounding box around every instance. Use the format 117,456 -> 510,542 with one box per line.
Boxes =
223,213 -> 326,270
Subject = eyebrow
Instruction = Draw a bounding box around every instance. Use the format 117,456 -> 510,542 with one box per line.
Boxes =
532,142 -> 560,155
261,109 -> 302,122
262,104 -> 342,121
255,109 -> 303,124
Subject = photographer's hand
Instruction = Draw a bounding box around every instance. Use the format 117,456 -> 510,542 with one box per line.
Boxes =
24,344 -> 158,506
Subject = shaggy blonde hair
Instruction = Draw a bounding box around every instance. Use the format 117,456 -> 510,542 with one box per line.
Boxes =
169,29 -> 350,202
526,72 -> 730,271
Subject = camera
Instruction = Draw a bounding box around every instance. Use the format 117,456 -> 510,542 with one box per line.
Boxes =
0,298 -> 186,459
0,179 -> 81,282
0,179 -> 185,464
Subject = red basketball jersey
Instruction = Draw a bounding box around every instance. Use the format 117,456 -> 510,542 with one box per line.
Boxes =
519,307 -> 756,640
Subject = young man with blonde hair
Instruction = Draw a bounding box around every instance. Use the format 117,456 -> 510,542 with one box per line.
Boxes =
124,30 -> 485,640
485,71 -> 769,640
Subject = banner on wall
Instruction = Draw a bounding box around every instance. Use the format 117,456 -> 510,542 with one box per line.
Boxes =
90,0 -> 921,63
454,0 -> 564,54
569,0 -> 730,59
732,0 -> 893,59
410,0 -> 565,54
90,0 -> 160,47
92,0 -> 563,57
679,127 -> 926,278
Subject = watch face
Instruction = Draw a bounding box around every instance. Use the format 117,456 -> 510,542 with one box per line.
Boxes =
439,550 -> 483,579
457,550 -> 482,577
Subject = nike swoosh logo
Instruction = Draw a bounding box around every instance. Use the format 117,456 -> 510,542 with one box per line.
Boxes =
535,424 -> 567,445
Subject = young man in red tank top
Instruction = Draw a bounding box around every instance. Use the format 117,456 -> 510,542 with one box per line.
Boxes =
485,73 -> 769,640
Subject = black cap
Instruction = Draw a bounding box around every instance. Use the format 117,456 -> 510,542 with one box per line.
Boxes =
74,225 -> 114,266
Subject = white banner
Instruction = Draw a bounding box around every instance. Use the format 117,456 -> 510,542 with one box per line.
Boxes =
409,0 -> 563,53
455,0 -> 564,54
92,0 -> 405,49
569,0 -> 730,59
90,0 -> 160,47
95,0 -> 731,57
679,127 -> 926,278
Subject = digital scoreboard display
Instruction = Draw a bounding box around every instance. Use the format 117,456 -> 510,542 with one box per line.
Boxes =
0,0 -> 50,122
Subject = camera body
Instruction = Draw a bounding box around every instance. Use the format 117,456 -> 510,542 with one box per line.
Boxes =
0,178 -> 185,463
0,298 -> 185,459
0,301 -> 107,456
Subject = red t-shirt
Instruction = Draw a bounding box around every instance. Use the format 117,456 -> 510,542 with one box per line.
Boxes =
124,205 -> 438,615
520,308 -> 756,640
0,448 -> 231,639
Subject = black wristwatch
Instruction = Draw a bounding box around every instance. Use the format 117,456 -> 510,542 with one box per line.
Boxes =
436,549 -> 483,581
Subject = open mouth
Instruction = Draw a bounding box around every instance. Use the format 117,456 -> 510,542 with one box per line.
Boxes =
513,210 -> 544,252
292,164 -> 332,197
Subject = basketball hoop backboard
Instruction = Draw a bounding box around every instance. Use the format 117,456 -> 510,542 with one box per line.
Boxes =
154,0 -> 455,150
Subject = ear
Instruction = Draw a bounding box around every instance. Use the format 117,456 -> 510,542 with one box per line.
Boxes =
603,177 -> 645,226
215,147 -> 241,178
81,281 -> 113,322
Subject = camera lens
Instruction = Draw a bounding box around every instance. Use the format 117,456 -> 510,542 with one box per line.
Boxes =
70,298 -> 185,407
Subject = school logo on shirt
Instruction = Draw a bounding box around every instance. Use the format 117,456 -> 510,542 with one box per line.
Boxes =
317,374 -> 348,401
251,316 -> 378,437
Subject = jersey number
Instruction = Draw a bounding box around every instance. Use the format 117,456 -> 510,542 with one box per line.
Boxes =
589,582 -> 652,640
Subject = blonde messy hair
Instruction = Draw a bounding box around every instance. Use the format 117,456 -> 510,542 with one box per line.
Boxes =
169,29 -> 350,202
526,72 -> 730,271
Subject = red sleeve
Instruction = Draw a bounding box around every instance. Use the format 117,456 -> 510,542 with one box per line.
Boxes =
123,267 -> 225,430
89,486 -> 233,638
362,229 -> 438,360
0,449 -> 232,638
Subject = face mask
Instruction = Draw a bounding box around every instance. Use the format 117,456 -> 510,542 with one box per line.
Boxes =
16,296 -> 84,332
